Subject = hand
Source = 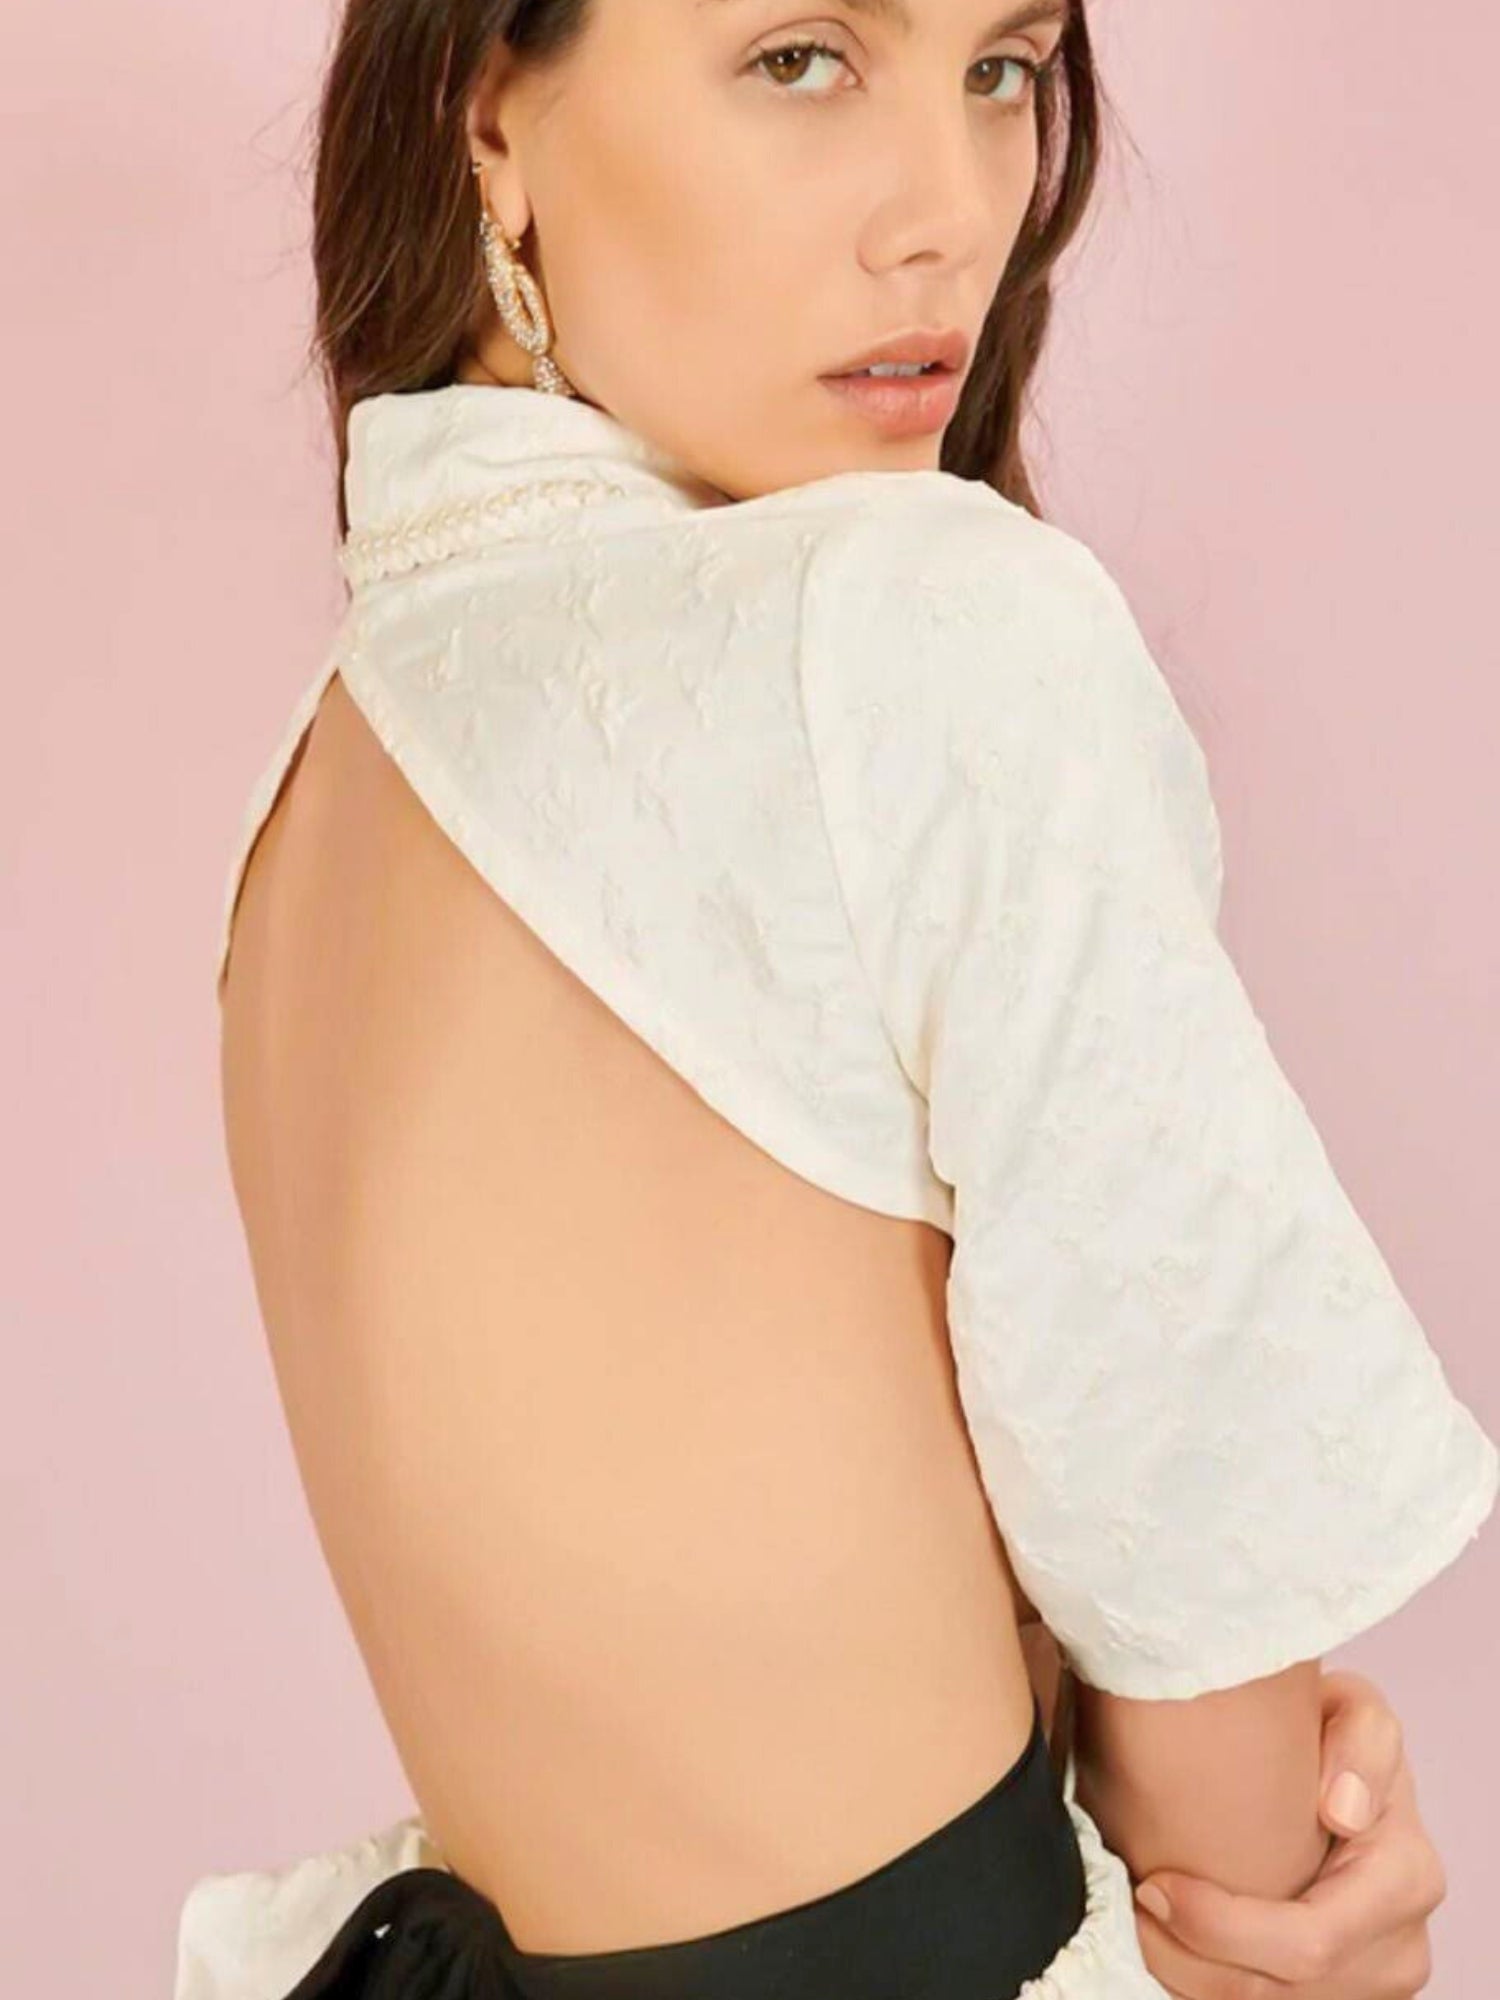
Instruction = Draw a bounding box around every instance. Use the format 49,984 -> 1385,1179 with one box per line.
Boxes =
1130,1669 -> 1446,1998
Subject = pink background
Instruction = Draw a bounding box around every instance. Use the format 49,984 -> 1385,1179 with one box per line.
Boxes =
4,3 -> 1496,1994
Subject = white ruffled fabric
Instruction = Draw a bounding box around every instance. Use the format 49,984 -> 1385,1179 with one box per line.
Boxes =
173,1813 -> 441,2000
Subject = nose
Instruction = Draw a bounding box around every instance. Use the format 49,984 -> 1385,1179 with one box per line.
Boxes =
865,107 -> 998,275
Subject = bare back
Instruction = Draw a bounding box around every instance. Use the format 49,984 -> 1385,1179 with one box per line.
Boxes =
218,668 -> 1042,1954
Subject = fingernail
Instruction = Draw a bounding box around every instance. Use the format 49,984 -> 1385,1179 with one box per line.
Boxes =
1135,1882 -> 1172,1923
1327,1771 -> 1373,1831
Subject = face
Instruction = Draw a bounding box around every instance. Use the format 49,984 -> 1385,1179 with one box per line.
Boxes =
464,0 -> 1070,501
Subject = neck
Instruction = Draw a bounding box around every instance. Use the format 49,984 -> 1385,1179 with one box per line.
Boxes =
454,354 -> 506,389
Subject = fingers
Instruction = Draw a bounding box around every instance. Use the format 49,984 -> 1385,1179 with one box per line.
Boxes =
1131,1794 -> 1444,1989
1128,1671 -> 1442,1995
1299,1772 -> 1447,1930
1136,1900 -> 1433,2000
1133,1862 -> 1349,1986
1316,1668 -> 1405,1835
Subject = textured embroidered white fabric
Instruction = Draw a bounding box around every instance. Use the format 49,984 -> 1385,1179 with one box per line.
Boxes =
195,383 -> 1496,1995
796,497 -> 1496,1697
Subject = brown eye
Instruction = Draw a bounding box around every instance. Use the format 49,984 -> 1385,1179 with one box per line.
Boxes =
969,54 -> 1043,107
751,40 -> 850,96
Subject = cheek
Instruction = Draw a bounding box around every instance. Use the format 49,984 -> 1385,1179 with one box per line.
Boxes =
543,91 -> 758,337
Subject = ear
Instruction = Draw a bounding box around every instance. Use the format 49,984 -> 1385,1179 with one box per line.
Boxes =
465,42 -> 533,243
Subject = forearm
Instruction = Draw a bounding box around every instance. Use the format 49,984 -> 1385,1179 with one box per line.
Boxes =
1070,1657 -> 1333,1899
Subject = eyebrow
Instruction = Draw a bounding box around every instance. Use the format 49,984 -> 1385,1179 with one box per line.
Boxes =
700,0 -> 1072,36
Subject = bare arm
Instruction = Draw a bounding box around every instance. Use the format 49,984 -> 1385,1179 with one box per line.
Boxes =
1070,1662 -> 1332,1900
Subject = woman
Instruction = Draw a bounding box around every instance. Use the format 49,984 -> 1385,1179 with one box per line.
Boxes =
184,1 -> 1497,1995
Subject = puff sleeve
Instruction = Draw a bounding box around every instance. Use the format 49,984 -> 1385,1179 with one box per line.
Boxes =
795,482 -> 1498,1700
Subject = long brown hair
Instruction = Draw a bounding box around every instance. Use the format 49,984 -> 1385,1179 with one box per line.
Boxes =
307,0 -> 1114,541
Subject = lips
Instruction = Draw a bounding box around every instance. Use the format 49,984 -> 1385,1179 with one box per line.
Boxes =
824,327 -> 970,378
818,364 -> 965,439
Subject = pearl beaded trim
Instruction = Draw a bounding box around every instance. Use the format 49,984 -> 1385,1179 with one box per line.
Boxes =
339,476 -> 633,588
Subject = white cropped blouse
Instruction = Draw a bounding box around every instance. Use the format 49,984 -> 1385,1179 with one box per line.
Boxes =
182,382 -> 1497,1999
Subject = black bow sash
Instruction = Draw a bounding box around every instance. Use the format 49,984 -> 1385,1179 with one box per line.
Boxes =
280,1866 -> 521,1999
